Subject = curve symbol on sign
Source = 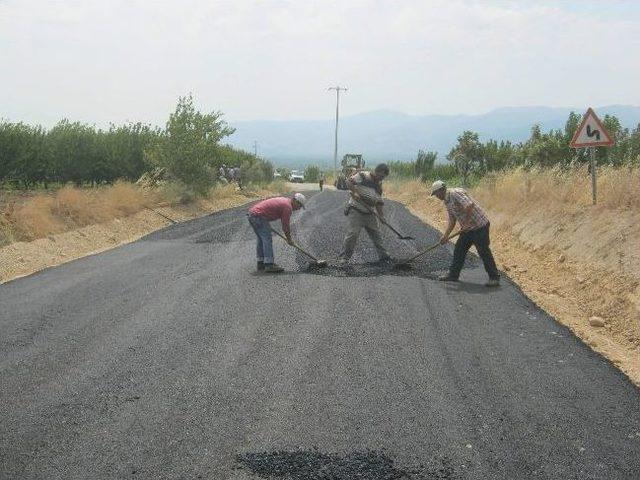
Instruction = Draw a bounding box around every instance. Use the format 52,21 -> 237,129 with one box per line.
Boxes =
586,125 -> 601,140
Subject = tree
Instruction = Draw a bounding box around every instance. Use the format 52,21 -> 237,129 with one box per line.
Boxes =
564,112 -> 581,143
482,140 -> 515,172
415,150 -> 437,180
147,95 -> 235,195
600,114 -> 627,166
304,165 -> 320,183
447,131 -> 482,186
626,124 -> 640,166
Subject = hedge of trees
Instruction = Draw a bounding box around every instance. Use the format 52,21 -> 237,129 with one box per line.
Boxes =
390,112 -> 640,184
0,95 -> 274,193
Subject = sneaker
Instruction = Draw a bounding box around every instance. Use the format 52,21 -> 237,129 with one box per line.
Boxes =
438,275 -> 459,282
264,263 -> 284,273
257,261 -> 265,272
485,278 -> 500,287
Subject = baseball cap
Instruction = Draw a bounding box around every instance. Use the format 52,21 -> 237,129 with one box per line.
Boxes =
293,192 -> 306,208
430,180 -> 446,195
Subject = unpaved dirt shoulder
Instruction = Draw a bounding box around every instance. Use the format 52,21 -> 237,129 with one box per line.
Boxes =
0,196 -> 256,284
387,191 -> 640,386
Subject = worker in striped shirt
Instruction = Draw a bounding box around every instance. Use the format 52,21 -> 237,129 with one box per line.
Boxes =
430,180 -> 500,287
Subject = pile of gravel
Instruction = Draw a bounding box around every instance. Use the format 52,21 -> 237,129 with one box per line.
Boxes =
235,448 -> 456,479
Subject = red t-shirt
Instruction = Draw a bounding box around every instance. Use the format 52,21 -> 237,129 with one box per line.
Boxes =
249,197 -> 294,235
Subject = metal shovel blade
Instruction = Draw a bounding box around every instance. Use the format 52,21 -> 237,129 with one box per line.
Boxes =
309,260 -> 328,268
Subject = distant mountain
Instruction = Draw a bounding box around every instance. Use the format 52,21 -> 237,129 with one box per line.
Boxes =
226,105 -> 640,168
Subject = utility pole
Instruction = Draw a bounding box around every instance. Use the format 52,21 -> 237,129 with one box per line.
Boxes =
253,141 -> 258,157
328,86 -> 347,182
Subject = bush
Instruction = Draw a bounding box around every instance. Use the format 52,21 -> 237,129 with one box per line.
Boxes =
146,95 -> 235,196
304,165 -> 320,182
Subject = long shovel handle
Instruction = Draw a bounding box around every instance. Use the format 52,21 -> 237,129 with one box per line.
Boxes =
379,216 -> 413,240
351,194 -> 413,240
403,231 -> 462,263
269,227 -> 319,262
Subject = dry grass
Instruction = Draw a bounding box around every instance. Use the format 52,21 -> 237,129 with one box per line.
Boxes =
386,179 -> 432,206
474,166 -> 640,213
4,182 -> 150,242
0,216 -> 16,245
250,179 -> 290,195
13,196 -> 65,239
0,193 -> 18,245
0,178 -> 294,245
102,181 -> 148,216
209,183 -> 239,200
387,166 -> 640,213
53,186 -> 97,225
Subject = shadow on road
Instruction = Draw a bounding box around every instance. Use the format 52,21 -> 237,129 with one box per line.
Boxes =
234,449 -> 456,480
444,281 -> 500,294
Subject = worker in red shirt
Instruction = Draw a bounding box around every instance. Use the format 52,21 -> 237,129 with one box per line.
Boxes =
247,193 -> 306,273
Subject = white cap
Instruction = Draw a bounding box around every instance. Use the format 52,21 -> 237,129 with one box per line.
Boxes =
293,192 -> 306,208
430,180 -> 446,195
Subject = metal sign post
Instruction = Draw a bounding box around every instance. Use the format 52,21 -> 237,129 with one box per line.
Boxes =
569,108 -> 614,206
590,147 -> 597,205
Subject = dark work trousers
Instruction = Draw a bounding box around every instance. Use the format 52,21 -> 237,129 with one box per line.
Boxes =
449,223 -> 500,280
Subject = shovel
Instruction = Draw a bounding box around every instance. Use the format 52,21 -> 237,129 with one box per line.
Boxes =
269,228 -> 328,268
351,194 -> 414,240
395,231 -> 462,270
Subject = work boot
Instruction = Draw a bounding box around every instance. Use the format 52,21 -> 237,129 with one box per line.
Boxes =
264,263 -> 284,273
257,261 -> 265,272
485,278 -> 500,287
438,275 -> 459,282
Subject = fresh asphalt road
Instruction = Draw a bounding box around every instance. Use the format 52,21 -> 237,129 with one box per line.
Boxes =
2,190 -> 640,479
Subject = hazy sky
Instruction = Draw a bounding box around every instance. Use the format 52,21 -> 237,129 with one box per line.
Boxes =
1,0 -> 639,127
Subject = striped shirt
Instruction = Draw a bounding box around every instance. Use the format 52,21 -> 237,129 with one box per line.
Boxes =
444,188 -> 489,230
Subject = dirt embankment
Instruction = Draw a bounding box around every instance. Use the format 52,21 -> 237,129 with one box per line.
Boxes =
0,183 -> 288,284
387,170 -> 640,385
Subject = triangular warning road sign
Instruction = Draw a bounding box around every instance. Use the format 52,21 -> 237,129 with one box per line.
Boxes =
570,107 -> 614,148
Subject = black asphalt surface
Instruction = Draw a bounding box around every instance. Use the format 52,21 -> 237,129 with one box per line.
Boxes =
2,190 -> 640,479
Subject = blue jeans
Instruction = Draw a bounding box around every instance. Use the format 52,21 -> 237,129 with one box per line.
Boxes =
248,215 -> 274,263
